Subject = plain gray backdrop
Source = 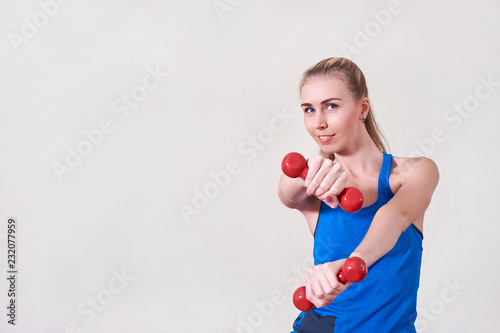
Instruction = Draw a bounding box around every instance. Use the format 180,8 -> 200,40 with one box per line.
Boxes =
1,0 -> 499,332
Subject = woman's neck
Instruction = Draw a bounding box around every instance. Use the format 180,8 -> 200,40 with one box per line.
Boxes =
333,128 -> 383,177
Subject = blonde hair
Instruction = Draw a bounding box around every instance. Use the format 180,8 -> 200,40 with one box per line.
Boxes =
300,57 -> 389,159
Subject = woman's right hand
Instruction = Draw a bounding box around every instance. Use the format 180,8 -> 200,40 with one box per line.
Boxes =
303,155 -> 348,209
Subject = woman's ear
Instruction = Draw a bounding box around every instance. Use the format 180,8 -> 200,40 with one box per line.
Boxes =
359,97 -> 370,121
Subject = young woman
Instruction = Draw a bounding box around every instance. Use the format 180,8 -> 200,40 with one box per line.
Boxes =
278,57 -> 439,332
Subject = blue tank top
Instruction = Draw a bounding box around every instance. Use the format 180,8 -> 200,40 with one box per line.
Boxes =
312,152 -> 423,332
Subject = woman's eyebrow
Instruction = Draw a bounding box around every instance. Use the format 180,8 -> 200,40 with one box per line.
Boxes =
301,97 -> 342,107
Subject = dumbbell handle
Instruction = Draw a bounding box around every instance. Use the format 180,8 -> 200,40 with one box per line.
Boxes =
293,257 -> 367,312
281,152 -> 364,213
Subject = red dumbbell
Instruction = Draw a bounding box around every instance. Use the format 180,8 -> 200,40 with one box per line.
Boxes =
281,152 -> 364,213
293,257 -> 367,312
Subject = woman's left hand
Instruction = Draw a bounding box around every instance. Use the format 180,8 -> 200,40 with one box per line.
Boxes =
304,259 -> 351,308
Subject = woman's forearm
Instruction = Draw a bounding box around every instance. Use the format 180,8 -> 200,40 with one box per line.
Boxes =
278,174 -> 308,209
350,205 -> 408,267
351,158 -> 438,268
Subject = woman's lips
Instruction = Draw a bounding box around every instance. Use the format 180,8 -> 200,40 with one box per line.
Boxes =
318,135 -> 335,143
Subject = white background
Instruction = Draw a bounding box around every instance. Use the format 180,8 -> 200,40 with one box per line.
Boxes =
0,0 -> 499,332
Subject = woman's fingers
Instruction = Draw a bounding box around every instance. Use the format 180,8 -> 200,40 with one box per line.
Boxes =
305,157 -> 345,193
320,171 -> 348,208
323,194 -> 339,209
303,156 -> 348,209
305,276 -> 331,308
303,155 -> 326,190
319,166 -> 348,197
305,261 -> 349,308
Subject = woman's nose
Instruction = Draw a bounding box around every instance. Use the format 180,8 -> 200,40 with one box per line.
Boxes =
314,112 -> 327,129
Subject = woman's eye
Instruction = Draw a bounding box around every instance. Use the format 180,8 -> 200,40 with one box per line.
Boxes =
304,107 -> 315,113
326,103 -> 338,110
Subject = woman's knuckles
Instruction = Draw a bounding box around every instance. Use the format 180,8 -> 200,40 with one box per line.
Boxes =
323,285 -> 335,295
331,162 -> 342,172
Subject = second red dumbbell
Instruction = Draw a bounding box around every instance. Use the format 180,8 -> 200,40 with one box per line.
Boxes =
293,257 -> 367,312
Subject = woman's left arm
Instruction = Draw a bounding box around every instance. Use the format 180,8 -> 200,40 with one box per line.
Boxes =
350,157 -> 439,267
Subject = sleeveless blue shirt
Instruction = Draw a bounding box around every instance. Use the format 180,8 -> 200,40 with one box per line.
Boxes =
312,152 -> 423,332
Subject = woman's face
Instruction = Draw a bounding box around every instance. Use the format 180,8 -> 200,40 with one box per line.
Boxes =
300,75 -> 367,155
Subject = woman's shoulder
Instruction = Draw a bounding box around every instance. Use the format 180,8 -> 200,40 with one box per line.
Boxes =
390,155 -> 439,187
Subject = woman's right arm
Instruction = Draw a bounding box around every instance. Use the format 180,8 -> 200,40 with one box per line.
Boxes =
278,174 -> 309,209
278,174 -> 320,235
278,155 -> 352,305
278,155 -> 345,234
